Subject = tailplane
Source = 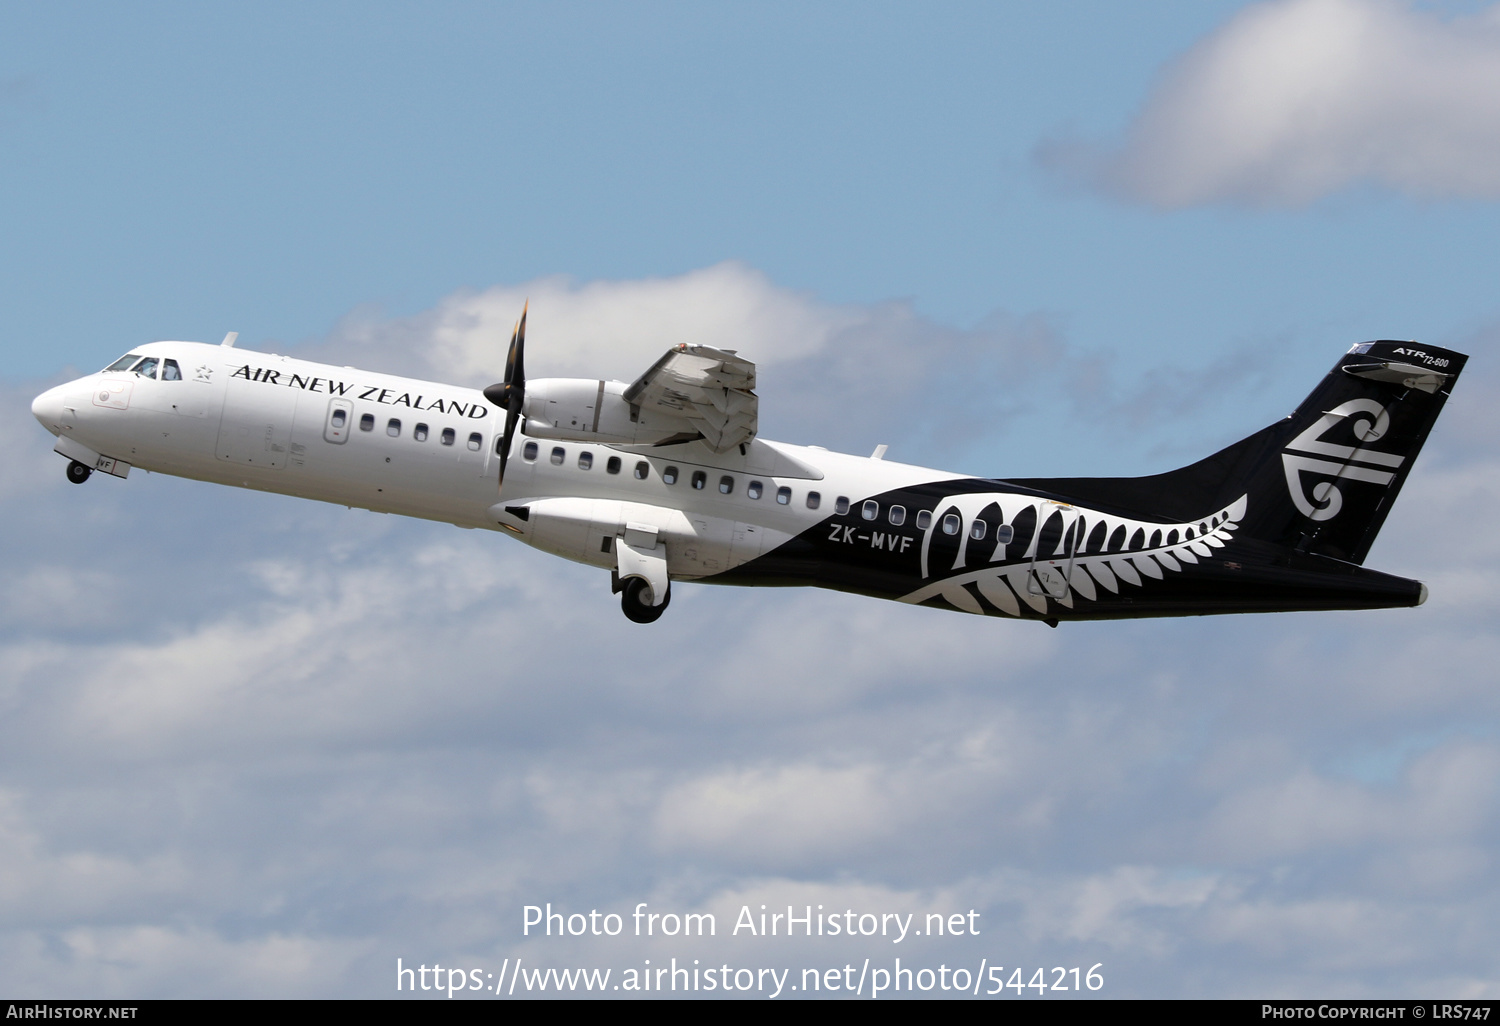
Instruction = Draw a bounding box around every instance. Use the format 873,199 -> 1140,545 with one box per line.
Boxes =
1014,341 -> 1467,565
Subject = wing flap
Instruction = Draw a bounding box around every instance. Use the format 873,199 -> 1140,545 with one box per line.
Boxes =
623,345 -> 758,453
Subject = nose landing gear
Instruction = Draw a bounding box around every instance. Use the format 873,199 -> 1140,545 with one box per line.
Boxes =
66,460 -> 92,484
620,577 -> 670,624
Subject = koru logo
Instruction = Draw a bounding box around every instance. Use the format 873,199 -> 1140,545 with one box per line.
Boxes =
1281,399 -> 1402,521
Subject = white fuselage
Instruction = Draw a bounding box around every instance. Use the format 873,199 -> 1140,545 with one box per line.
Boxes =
30,340 -> 950,584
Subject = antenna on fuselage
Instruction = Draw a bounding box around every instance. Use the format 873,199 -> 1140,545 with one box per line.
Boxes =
220,332 -> 238,348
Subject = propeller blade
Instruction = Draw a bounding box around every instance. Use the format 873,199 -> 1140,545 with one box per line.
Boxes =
484,319 -> 521,408
487,301 -> 528,490
510,302 -> 527,407
497,408 -> 520,486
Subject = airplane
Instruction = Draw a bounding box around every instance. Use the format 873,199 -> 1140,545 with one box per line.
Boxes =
30,311 -> 1465,625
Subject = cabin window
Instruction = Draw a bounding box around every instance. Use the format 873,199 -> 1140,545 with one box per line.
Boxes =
441,427 -> 456,446
523,441 -> 538,461
578,452 -> 593,470
331,409 -> 347,428
105,354 -> 142,372
691,471 -> 706,490
969,519 -> 986,541
719,475 -> 734,494
606,456 -> 621,475
550,446 -> 565,465
861,500 -> 879,521
162,359 -> 182,381
777,486 -> 792,505
747,480 -> 763,500
996,525 -> 1014,544
889,505 -> 906,526
635,461 -> 650,480
806,491 -> 821,510
359,413 -> 374,431
134,358 -> 159,379
414,423 -> 429,442
916,510 -> 932,530
470,433 -> 483,452
663,465 -> 679,485
835,496 -> 850,515
942,514 -> 961,536
386,418 -> 401,437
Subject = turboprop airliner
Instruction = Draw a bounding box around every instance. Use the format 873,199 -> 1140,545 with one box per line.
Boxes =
31,311 -> 1464,624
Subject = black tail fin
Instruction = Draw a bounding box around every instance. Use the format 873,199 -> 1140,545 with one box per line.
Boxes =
1013,341 -> 1467,565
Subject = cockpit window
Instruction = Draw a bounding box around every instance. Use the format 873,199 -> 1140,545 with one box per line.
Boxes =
134,358 -> 159,379
162,359 -> 182,381
105,354 -> 142,372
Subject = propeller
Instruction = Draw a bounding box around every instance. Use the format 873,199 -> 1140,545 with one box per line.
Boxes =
482,301 -> 527,488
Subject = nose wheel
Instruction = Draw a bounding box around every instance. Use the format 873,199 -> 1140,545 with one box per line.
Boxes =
66,460 -> 92,484
620,577 -> 670,623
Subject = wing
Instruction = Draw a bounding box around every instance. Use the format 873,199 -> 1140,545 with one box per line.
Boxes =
622,344 -> 757,453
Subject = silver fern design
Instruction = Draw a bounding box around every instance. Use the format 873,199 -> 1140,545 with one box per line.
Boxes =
901,494 -> 1248,617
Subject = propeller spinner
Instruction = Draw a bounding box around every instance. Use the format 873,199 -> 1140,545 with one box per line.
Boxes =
482,302 -> 527,487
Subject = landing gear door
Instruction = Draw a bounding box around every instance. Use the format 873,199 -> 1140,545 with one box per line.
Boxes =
617,522 -> 670,607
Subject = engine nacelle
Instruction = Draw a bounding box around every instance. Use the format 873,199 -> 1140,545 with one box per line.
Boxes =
524,378 -> 691,446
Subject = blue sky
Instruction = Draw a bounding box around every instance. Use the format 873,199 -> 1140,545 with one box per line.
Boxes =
5,0 -> 1500,998
11,1 -> 1493,379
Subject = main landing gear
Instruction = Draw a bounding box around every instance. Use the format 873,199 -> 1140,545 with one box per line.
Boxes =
66,460 -> 92,484
620,577 -> 671,624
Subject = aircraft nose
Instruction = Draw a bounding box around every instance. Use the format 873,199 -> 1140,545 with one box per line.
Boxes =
31,385 -> 68,434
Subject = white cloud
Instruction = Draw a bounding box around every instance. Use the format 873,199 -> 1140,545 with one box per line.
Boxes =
6,926 -> 366,999
654,763 -> 897,860
302,262 -> 1081,466
320,262 -> 866,385
1201,738 -> 1500,865
1039,0 -> 1500,207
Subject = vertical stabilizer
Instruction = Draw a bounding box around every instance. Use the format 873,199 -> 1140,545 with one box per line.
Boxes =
1012,341 -> 1466,565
